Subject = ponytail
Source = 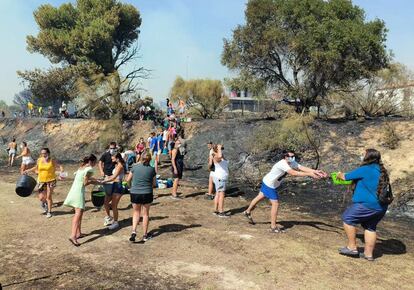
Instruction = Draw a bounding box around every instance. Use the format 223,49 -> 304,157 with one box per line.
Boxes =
377,162 -> 390,196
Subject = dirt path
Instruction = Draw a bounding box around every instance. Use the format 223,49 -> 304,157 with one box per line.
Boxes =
0,166 -> 413,289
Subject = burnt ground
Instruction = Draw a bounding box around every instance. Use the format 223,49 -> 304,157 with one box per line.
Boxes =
1,163 -> 413,290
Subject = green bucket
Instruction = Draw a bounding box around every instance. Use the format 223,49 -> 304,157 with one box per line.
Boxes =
331,172 -> 352,185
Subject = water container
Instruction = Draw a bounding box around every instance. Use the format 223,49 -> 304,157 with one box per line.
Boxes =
91,187 -> 106,207
16,175 -> 37,197
166,179 -> 173,188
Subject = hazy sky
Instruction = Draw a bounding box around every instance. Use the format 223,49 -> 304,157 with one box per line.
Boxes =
0,0 -> 413,105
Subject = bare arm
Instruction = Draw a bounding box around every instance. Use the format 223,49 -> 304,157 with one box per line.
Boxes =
152,176 -> 156,188
126,171 -> 133,187
83,171 -> 101,186
287,169 -> 318,178
337,172 -> 346,180
171,149 -> 178,172
104,164 -> 122,182
98,160 -> 105,176
298,165 -> 327,178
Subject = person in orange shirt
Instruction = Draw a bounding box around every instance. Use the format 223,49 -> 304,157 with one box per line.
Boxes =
25,148 -> 63,218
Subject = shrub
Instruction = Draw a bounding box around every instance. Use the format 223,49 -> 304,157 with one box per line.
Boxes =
382,122 -> 400,149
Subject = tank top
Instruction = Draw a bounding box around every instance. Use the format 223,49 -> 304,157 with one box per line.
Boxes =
38,158 -> 56,182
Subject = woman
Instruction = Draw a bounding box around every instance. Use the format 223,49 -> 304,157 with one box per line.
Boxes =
103,153 -> 126,230
211,144 -> 229,218
15,142 -> 35,174
64,154 -> 101,246
337,149 -> 390,261
135,137 -> 146,161
126,149 -> 156,242
171,138 -> 184,199
24,148 -> 63,218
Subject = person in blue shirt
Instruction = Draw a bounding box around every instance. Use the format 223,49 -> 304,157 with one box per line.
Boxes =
337,148 -> 389,261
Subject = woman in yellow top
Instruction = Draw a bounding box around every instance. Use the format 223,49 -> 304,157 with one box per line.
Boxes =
25,148 -> 63,218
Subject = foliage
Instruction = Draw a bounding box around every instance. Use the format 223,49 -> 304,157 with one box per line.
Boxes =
382,122 -> 400,150
250,113 -> 320,167
170,76 -> 228,119
17,67 -> 77,108
25,0 -> 147,118
222,0 -> 389,112
224,72 -> 267,99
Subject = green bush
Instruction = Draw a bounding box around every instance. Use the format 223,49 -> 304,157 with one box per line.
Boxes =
250,114 -> 316,154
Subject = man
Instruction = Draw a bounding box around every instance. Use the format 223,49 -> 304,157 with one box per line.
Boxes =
243,150 -> 327,232
205,142 -> 215,200
7,138 -> 17,167
98,141 -> 117,226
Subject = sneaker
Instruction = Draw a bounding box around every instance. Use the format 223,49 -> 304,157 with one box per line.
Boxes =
212,211 -> 219,216
171,195 -> 182,200
243,211 -> 255,224
129,232 -> 137,242
108,221 -> 119,230
142,234 -> 152,242
40,202 -> 48,214
46,212 -> 52,218
104,216 -> 113,226
205,194 -> 215,200
217,212 -> 229,218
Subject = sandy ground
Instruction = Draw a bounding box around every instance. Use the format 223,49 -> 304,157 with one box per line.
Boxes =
1,164 -> 413,290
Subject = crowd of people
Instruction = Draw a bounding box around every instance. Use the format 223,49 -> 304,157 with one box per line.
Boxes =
6,126 -> 392,260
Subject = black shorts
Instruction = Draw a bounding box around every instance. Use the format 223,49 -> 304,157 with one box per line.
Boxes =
130,193 -> 153,205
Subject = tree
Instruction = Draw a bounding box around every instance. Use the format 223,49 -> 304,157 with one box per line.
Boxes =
170,76 -> 228,119
222,0 -> 389,112
25,0 -> 147,118
17,67 -> 77,109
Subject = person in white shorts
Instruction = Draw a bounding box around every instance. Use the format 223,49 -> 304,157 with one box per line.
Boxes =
7,138 -> 17,167
243,150 -> 327,232
211,144 -> 229,218
205,142 -> 215,200
17,142 -> 35,174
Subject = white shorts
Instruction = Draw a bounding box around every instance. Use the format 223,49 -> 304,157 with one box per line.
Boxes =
8,149 -> 16,156
213,177 -> 227,192
22,156 -> 35,165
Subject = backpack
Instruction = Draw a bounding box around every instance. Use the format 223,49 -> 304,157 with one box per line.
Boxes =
126,154 -> 136,171
378,182 -> 393,205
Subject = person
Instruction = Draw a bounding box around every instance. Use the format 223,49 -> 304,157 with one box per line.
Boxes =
126,149 -> 156,242
205,142 -> 215,200
167,103 -> 174,117
336,149 -> 390,261
1,111 -> 5,118
179,99 -> 186,115
156,128 -> 164,164
38,106 -> 43,117
98,142 -> 117,226
64,154 -> 101,246
7,138 -> 17,167
24,148 -> 64,218
147,132 -> 154,148
15,141 -> 35,174
243,150 -> 327,232
150,132 -> 158,156
162,128 -> 169,152
123,147 -> 136,173
211,144 -> 229,218
171,138 -> 184,199
135,137 -> 146,161
103,153 -> 126,230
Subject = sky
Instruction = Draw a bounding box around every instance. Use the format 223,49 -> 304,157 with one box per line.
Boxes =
0,0 -> 414,105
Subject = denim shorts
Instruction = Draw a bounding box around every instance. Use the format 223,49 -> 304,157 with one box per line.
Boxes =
260,183 -> 279,201
342,203 -> 386,232
213,177 -> 227,192
103,182 -> 123,196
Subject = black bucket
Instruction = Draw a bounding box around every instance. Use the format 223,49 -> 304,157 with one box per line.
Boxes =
16,175 -> 37,197
91,189 -> 105,207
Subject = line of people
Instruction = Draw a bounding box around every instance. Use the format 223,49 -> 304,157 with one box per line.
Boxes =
14,135 -> 391,260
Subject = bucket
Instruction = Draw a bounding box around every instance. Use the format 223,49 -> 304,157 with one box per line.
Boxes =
166,179 -> 173,188
15,175 -> 37,197
331,172 -> 352,185
91,187 -> 106,207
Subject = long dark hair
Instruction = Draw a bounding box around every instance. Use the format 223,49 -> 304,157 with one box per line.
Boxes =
362,149 -> 389,195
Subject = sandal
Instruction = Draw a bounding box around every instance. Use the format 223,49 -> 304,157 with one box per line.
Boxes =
338,247 -> 359,257
359,253 -> 374,261
68,238 -> 80,247
243,211 -> 255,225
